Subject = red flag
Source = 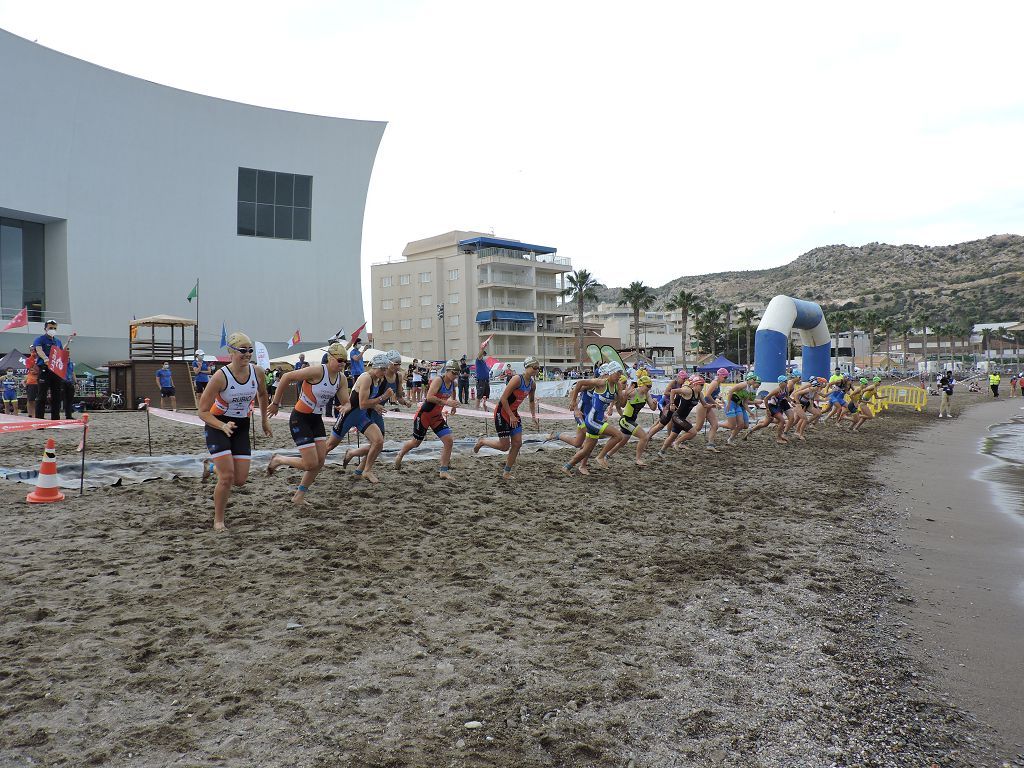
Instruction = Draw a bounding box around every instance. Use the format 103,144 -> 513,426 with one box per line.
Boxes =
351,321 -> 367,342
2,307 -> 27,331
287,329 -> 301,349
47,346 -> 70,378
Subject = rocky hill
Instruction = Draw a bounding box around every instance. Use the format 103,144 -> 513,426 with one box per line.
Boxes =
600,235 -> 1023,324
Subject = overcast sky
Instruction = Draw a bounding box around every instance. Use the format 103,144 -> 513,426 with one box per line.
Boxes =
3,1 -> 1023,325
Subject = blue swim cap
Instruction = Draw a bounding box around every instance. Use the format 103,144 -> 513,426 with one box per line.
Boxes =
789,369 -> 801,378
777,375 -> 789,383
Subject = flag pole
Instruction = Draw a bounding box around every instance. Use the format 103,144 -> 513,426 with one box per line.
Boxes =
195,277 -> 199,351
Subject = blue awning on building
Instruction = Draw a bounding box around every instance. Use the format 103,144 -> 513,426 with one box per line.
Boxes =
475,310 -> 536,323
459,236 -> 557,255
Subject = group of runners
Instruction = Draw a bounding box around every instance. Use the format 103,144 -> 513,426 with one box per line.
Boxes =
195,331 -> 886,531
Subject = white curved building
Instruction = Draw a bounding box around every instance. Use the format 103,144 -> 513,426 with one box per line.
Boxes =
0,28 -> 385,364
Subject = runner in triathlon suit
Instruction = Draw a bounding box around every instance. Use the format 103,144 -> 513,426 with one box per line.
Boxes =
562,362 -> 626,475
197,331 -> 272,531
659,375 -> 703,454
394,359 -> 461,479
849,376 -> 884,432
344,349 -> 412,470
266,342 -> 350,503
687,367 -> 730,452
326,354 -> 393,484
743,375 -> 790,444
722,372 -> 760,444
598,370 -> 659,466
473,356 -> 541,480
645,370 -> 687,447
551,387 -> 595,474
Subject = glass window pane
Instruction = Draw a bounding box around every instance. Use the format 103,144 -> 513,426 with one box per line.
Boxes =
257,170 -> 275,204
293,207 -> 311,240
256,204 -> 274,237
238,168 -> 257,202
275,173 -> 294,206
294,175 -> 312,207
21,221 -> 45,318
0,223 -> 24,312
274,206 -> 293,239
237,202 -> 256,236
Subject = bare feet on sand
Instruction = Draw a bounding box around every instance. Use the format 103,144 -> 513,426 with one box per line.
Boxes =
362,471 -> 379,484
473,438 -> 483,454
394,455 -> 403,471
266,455 -> 280,476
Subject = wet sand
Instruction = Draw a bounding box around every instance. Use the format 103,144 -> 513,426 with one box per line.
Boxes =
883,397 -> 1024,759
1,392 -> 1019,767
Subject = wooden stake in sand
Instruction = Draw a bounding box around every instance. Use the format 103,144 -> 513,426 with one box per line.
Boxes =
79,413 -> 89,495
144,398 -> 152,456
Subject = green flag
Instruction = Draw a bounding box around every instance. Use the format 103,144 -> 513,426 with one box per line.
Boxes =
186,280 -> 198,303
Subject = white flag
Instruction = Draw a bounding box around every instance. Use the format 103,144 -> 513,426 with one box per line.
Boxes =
254,341 -> 271,370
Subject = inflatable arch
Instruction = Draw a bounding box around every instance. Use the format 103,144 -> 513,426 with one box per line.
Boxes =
753,296 -> 831,392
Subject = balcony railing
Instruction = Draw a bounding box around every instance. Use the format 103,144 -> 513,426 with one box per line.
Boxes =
478,298 -> 536,311
477,271 -> 535,288
478,321 -> 535,334
475,247 -> 571,269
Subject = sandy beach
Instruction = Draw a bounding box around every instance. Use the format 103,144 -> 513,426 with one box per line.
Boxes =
1,391 -> 1021,767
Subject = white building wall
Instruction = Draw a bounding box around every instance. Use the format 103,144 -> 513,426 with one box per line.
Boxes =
0,29 -> 385,363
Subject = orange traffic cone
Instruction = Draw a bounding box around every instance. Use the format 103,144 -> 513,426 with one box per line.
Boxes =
26,437 -> 65,504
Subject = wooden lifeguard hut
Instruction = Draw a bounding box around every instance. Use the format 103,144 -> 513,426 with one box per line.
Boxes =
107,315 -> 202,409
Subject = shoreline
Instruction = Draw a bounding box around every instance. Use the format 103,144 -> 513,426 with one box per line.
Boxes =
882,398 -> 1024,757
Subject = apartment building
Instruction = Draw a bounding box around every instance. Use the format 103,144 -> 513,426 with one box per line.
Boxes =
370,231 -> 575,363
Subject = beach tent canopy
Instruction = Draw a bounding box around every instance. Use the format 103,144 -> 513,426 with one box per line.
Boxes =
73,362 -> 107,378
695,355 -> 744,374
0,348 -> 30,374
132,314 -> 196,327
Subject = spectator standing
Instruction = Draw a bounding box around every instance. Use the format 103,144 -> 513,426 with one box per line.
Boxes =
457,355 -> 470,404
62,356 -> 76,419
2,368 -> 18,414
474,351 -> 490,410
24,352 -> 38,416
265,367 -> 277,399
192,349 -> 213,394
938,371 -> 954,418
988,371 -> 1000,398
294,353 -> 309,371
1008,371 -> 1018,398
348,337 -> 365,379
156,362 -> 177,411
32,320 -> 74,420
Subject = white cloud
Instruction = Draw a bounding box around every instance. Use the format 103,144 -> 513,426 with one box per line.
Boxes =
3,0 -> 1023,322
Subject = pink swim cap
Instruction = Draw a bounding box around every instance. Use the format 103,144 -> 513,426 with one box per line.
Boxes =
676,370 -> 689,381
716,367 -> 728,377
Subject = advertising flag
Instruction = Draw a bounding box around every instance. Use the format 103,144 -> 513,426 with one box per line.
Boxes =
2,307 -> 28,331
287,329 -> 301,349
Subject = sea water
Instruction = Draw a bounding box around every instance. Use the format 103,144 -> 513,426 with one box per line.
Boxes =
978,413 -> 1024,520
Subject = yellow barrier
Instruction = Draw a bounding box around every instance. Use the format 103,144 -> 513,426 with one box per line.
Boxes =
869,384 -> 928,414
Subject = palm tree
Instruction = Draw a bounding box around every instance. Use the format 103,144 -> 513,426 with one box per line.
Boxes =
737,308 -> 758,366
914,313 -> 930,370
878,317 -> 896,370
696,307 -> 725,357
862,310 -> 880,371
562,269 -> 601,363
719,302 -> 735,358
897,319 -> 912,369
665,289 -> 700,369
829,311 -> 846,370
981,328 -> 993,363
617,281 -> 656,352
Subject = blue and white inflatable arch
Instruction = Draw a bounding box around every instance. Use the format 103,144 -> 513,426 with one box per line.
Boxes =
753,296 -> 831,393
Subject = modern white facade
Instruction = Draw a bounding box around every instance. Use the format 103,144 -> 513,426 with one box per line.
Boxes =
0,29 -> 385,364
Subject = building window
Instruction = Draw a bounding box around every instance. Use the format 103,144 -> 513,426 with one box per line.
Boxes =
448,268 -> 460,280
399,274 -> 411,285
399,297 -> 412,308
420,295 -> 431,306
382,299 -> 394,310
400,319 -> 412,330
381,276 -> 392,288
382,320 -> 394,331
450,314 -> 460,327
0,218 -> 45,322
448,293 -> 460,304
401,343 -> 413,354
419,272 -> 431,283
421,318 -> 432,329
237,167 -> 311,240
